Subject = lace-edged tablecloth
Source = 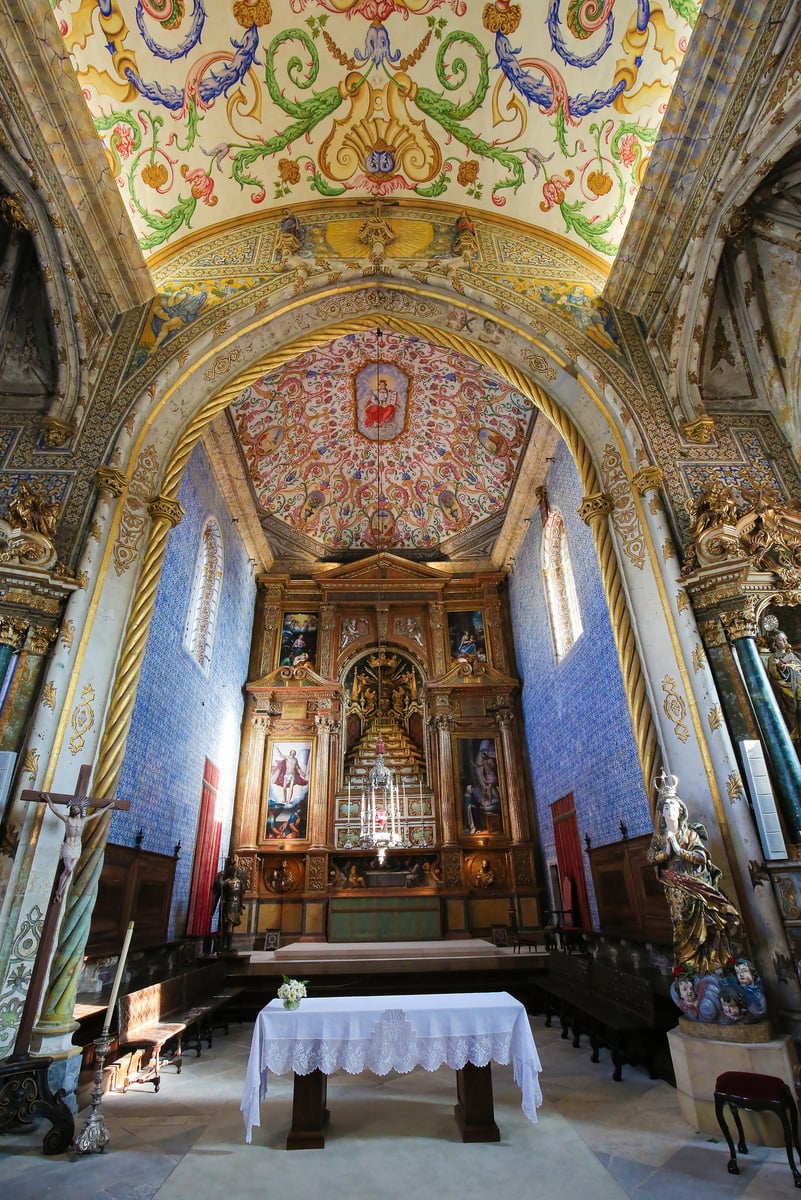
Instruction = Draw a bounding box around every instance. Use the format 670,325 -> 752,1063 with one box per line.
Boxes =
241,991 -> 543,1142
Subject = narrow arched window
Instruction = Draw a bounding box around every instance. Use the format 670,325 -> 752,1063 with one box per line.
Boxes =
542,509 -> 582,663
185,519 -> 223,670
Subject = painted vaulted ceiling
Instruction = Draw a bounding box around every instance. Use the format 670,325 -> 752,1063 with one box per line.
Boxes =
54,0 -> 694,265
48,0 -> 695,564
230,329 -> 535,555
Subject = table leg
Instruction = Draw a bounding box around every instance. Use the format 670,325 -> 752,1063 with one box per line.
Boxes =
287,1069 -> 329,1150
454,1062 -> 501,1143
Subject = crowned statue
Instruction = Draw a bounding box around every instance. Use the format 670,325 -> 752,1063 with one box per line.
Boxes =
647,771 -> 766,1025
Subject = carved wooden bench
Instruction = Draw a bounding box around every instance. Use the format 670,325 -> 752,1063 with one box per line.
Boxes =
540,951 -> 664,1080
116,962 -> 245,1090
116,976 -> 187,1092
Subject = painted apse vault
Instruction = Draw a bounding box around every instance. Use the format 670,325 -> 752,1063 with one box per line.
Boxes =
231,330 -> 534,553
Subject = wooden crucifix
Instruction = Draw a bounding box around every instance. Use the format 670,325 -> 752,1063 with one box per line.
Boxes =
11,764 -> 129,1059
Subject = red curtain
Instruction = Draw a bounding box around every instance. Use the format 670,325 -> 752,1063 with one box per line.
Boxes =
550,793 -> 591,928
186,757 -> 222,935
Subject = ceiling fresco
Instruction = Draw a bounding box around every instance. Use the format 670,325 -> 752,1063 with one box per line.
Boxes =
229,329 -> 536,554
54,0 -> 695,264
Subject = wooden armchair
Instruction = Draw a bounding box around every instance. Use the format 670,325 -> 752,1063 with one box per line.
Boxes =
507,908 -> 538,954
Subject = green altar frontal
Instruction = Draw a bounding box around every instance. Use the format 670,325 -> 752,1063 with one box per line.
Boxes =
328,896 -> 442,941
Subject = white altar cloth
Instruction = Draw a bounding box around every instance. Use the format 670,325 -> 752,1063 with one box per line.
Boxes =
241,990 -> 542,1142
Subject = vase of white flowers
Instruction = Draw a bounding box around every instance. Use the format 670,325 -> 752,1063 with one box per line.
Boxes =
277,975 -> 307,1010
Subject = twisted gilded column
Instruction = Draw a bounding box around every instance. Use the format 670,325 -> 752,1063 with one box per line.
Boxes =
36,495 -> 184,1036
578,490 -> 661,795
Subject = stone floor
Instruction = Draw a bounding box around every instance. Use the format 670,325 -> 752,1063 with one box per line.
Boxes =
0,1018 -> 797,1199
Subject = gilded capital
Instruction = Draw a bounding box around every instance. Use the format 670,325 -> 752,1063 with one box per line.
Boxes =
681,417 -> 715,444
148,495 -> 185,528
40,417 -> 75,448
0,615 -> 27,649
27,624 -> 56,655
577,492 -> 614,525
721,606 -> 758,642
697,618 -> 727,649
95,466 -> 128,499
632,465 -> 663,497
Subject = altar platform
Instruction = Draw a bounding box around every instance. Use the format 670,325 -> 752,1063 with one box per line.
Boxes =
257,937 -> 526,972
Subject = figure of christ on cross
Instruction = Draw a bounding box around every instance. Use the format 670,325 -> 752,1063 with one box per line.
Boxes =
14,765 -> 130,1058
23,764 -> 130,906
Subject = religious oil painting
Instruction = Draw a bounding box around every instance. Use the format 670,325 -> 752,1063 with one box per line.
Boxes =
457,736 -> 504,836
279,612 -> 318,669
264,741 -> 312,841
354,360 -> 409,441
448,610 -> 487,662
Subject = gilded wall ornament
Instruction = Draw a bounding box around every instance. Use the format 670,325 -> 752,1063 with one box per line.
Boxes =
60,619 -> 75,649
113,444 -> 160,576
601,445 -> 644,570
708,705 -> 722,731
68,683 -> 96,756
41,681 -> 56,710
661,675 -> 689,743
204,348 -> 241,381
691,644 -> 706,671
22,749 -> 38,781
726,771 -> 744,803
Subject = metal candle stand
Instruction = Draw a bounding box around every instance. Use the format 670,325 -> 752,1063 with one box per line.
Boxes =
72,1031 -> 113,1156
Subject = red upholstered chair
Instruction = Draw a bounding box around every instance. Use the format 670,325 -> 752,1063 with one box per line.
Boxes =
714,1071 -> 801,1187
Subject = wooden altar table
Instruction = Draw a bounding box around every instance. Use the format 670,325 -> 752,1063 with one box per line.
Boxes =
241,991 -> 542,1149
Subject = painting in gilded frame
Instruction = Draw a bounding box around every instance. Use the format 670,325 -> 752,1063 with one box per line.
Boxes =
448,610 -> 487,662
264,740 -> 312,841
279,612 -> 318,669
456,736 -> 504,835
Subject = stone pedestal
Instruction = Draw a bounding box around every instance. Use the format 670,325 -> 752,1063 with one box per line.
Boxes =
668,1021 -> 800,1148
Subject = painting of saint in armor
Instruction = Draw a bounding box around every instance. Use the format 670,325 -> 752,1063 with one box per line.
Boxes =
279,612 -> 318,669
265,742 -> 311,840
448,611 -> 487,662
458,737 -> 503,835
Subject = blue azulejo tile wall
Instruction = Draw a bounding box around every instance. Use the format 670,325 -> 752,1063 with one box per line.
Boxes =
508,437 -> 651,924
113,442 -> 256,937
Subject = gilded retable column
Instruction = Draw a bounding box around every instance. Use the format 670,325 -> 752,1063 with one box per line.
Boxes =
496,709 -> 527,843
310,714 -> 333,848
231,703 -> 270,850
434,713 -> 457,845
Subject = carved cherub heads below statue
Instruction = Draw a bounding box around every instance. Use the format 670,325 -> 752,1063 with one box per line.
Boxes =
648,771 -> 764,1025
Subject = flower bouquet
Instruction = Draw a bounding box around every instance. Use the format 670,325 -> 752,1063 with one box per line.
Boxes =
277,975 -> 308,1010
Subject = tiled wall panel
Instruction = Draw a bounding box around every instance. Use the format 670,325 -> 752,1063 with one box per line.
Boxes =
509,438 -> 651,924
113,443 -> 255,936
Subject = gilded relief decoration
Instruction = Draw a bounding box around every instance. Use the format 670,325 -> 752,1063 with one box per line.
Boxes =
113,444 -> 160,576
68,683 -> 96,756
661,674 -> 689,744
600,443 -> 644,570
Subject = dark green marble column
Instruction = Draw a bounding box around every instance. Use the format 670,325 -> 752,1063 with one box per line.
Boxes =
734,635 -> 801,842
